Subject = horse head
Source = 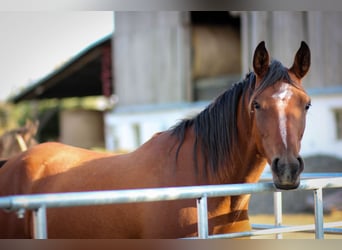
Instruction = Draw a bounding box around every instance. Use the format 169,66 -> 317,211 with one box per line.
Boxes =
0,120 -> 39,158
250,41 -> 311,190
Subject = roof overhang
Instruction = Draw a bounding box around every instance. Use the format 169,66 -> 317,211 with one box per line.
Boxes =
10,34 -> 113,103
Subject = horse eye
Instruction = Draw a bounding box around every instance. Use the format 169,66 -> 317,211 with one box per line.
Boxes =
305,102 -> 311,111
253,101 -> 261,110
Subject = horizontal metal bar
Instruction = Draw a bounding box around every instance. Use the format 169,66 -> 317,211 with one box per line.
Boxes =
252,221 -> 342,234
1,177 -> 342,211
261,172 -> 342,181
323,228 -> 342,234
210,221 -> 342,239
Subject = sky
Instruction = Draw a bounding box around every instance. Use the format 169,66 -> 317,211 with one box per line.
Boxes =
0,11 -> 114,101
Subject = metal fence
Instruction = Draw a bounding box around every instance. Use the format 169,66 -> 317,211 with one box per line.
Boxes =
0,174 -> 341,239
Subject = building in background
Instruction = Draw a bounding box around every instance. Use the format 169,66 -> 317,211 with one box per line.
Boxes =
10,35 -> 112,149
11,12 -> 342,160
106,12 -> 243,150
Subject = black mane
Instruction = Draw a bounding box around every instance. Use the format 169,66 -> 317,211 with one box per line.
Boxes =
170,60 -> 293,178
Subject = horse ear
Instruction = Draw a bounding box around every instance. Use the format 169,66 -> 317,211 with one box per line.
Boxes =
24,120 -> 39,138
253,41 -> 270,78
290,41 -> 311,79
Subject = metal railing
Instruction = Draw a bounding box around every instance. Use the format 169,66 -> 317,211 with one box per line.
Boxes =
0,174 -> 341,239
257,173 -> 342,239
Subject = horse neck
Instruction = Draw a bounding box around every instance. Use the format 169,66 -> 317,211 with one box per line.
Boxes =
209,96 -> 267,229
171,119 -> 266,186
232,94 -> 267,184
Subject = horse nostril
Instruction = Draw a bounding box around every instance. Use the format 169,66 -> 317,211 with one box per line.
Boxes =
271,158 -> 280,172
297,156 -> 304,173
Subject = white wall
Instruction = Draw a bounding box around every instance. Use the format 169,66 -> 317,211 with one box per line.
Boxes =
301,93 -> 342,159
104,102 -> 205,151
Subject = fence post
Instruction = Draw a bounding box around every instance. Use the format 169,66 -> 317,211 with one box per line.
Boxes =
273,191 -> 283,239
313,188 -> 324,239
197,195 -> 209,239
33,206 -> 48,239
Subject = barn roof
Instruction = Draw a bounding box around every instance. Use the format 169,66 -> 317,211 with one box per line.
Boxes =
10,34 -> 113,104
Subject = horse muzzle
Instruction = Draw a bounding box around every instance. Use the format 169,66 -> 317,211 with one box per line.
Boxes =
271,156 -> 304,190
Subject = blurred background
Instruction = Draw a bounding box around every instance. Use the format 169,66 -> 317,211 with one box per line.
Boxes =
0,12 -> 341,228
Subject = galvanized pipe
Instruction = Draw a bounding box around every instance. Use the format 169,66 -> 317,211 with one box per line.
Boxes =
314,188 -> 324,239
253,221 -> 342,234
211,221 -> 342,239
0,176 -> 341,239
261,172 -> 342,180
1,177 -> 341,211
32,206 -> 47,239
0,182 -> 278,211
273,192 -> 283,239
196,196 -> 209,239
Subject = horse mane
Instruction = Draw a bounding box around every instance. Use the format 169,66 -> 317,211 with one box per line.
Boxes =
170,60 -> 293,179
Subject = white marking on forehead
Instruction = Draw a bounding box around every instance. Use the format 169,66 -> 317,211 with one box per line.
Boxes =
272,83 -> 293,148
272,83 -> 293,100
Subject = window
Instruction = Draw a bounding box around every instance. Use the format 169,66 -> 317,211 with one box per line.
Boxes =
190,12 -> 242,101
334,108 -> 342,140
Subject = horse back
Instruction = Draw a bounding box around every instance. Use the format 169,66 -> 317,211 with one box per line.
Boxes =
0,135 -> 246,238
0,142 -> 115,238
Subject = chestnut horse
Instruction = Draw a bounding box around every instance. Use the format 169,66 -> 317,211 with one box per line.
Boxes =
0,41 -> 311,238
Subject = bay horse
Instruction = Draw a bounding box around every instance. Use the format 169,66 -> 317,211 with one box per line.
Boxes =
0,41 -> 311,238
